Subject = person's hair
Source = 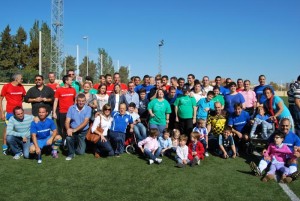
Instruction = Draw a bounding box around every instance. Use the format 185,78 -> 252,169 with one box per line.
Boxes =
179,134 -> 188,142
156,89 -> 164,98
188,74 -> 195,79
178,77 -> 185,83
163,128 -> 171,135
113,84 -> 121,94
134,76 -> 141,81
170,76 -> 177,81
128,102 -> 136,108
67,69 -> 74,74
85,75 -> 93,83
99,75 -> 105,79
169,86 -> 176,91
244,79 -> 250,84
226,78 -> 232,83
237,78 -> 243,83
213,86 -> 220,91
273,129 -> 285,139
48,72 -> 56,76
259,75 -> 266,80
139,88 -> 146,94
207,91 -> 214,97
279,118 -> 290,126
127,81 -> 134,87
197,118 -> 206,123
83,81 -> 92,88
190,132 -> 200,140
62,75 -> 70,84
297,75 -> 300,82
38,105 -> 48,112
102,103 -> 111,111
228,82 -> 237,88
202,76 -> 209,80
113,72 -> 120,77
105,74 -> 112,79
162,75 -> 169,80
97,84 -> 107,94
263,87 -> 273,94
35,75 -> 44,80
223,126 -> 232,132
194,80 -> 201,85
76,93 -> 86,100
234,103 -> 243,109
13,106 -> 24,115
149,128 -> 159,137
143,75 -> 150,80
172,129 -> 180,137
12,73 -> 22,81
215,76 -> 221,80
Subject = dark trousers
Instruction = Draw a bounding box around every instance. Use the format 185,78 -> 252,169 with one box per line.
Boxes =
56,112 -> 67,139
179,118 -> 193,137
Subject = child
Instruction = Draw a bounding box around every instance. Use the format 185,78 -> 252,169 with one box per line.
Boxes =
175,135 -> 189,168
218,126 -> 237,159
138,88 -> 149,122
196,91 -> 215,120
249,106 -> 273,139
250,130 -> 295,183
138,128 -> 162,165
128,102 -> 147,142
193,119 -> 209,157
171,129 -> 181,152
188,132 -> 205,166
158,129 -> 172,156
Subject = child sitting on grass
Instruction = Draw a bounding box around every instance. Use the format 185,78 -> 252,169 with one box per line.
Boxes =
218,126 -> 237,159
249,106 -> 273,139
250,130 -> 295,183
188,132 -> 205,166
171,129 -> 180,152
175,135 -> 189,168
158,129 -> 172,156
193,118 -> 209,157
128,102 -> 147,142
138,128 -> 162,165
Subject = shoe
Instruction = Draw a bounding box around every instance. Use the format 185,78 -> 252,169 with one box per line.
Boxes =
290,171 -> 300,181
2,145 -> 8,155
13,154 -> 21,160
191,158 -> 198,167
176,163 -> 185,168
94,152 -> 101,158
205,152 -> 209,157
283,177 -> 293,184
149,159 -> 154,165
155,158 -> 162,164
37,159 -> 42,164
65,155 -> 74,161
250,161 -> 262,176
197,160 -> 201,165
115,154 -> 120,158
262,174 -> 274,182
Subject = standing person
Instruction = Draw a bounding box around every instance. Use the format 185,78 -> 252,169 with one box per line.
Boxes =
6,106 -> 33,159
65,93 -> 91,160
125,81 -> 139,109
30,106 -> 62,164
81,82 -> 97,119
96,84 -> 109,113
60,69 -> 81,94
113,72 -> 128,92
81,76 -> 98,94
93,75 -> 106,90
165,86 -> 179,130
186,74 -> 196,91
148,78 -> 167,100
108,84 -> 127,112
201,76 -> 213,96
105,74 -> 114,96
196,91 -> 215,120
190,81 -> 205,103
212,86 -> 225,109
214,76 -> 227,95
0,73 -> 26,155
288,75 -> 300,136
224,82 -> 245,116
239,80 -> 257,117
133,76 -> 141,87
46,72 -> 59,92
177,77 -> 185,92
174,85 -> 197,137
109,103 -> 134,156
24,75 -> 55,117
138,88 -> 149,124
161,75 -> 170,92
52,75 -> 76,140
254,75 -> 274,106
148,89 -> 171,137
134,75 -> 154,98
236,78 -> 244,92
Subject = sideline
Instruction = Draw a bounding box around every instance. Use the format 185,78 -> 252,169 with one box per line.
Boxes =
279,183 -> 300,201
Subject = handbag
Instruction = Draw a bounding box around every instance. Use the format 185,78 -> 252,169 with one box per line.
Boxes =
86,115 -> 104,144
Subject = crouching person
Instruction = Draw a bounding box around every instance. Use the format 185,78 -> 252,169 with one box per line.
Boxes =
218,126 -> 237,159
30,106 -> 62,164
65,93 -> 91,160
6,106 -> 33,159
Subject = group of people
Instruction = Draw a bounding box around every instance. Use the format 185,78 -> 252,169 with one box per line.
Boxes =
0,71 -> 299,180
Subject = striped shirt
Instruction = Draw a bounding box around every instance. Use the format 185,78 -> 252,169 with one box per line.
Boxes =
6,114 -> 34,138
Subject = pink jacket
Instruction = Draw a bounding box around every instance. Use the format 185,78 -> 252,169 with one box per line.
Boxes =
138,137 -> 158,152
266,143 -> 295,162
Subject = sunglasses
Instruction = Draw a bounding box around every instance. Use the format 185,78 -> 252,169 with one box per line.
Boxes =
104,109 -> 111,111
35,79 -> 42,81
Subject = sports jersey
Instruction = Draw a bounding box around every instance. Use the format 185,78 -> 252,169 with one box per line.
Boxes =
228,110 -> 250,133
1,83 -> 26,113
30,118 -> 56,140
207,113 -> 227,135
54,87 -> 76,113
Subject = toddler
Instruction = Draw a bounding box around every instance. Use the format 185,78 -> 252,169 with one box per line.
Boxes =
193,119 -> 209,157
158,129 -> 172,156
218,126 -> 237,159
175,135 -> 189,168
188,132 -> 205,166
171,129 -> 180,152
249,106 -> 273,139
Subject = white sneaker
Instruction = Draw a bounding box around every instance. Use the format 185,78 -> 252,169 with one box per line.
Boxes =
197,160 -> 201,165
155,158 -> 162,164
149,159 -> 154,165
66,155 -> 74,161
13,154 -> 20,160
205,152 -> 209,157
37,160 -> 42,164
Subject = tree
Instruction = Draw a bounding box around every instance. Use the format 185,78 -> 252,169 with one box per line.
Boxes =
40,22 -> 52,78
98,48 -> 114,76
14,26 -> 28,70
119,66 -> 129,83
79,56 -> 97,81
27,21 -> 39,71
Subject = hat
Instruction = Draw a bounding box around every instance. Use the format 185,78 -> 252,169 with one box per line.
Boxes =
182,85 -> 190,92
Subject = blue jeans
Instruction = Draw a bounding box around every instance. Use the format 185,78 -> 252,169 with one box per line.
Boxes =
96,136 -> 114,156
149,124 -> 166,137
200,138 -> 207,153
175,156 -> 190,164
144,148 -> 160,160
109,130 -> 126,155
6,135 -> 30,158
66,130 -> 88,157
134,123 -> 147,142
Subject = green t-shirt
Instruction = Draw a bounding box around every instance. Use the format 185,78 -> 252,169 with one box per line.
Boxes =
147,98 -> 171,126
174,95 -> 196,119
212,95 -> 225,106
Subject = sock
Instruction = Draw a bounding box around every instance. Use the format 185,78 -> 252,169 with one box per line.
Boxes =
258,159 -> 269,172
289,164 -> 297,175
2,144 -> 8,150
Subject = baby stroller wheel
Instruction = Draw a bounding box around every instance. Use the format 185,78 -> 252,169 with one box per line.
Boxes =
126,145 -> 135,154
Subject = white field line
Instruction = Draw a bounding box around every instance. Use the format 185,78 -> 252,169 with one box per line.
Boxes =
278,183 -> 300,201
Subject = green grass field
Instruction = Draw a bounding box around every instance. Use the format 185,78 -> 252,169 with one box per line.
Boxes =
0,122 -> 299,201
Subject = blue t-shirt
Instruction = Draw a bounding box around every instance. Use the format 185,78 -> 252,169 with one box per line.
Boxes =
30,118 -> 56,140
254,85 -> 274,104
228,110 -> 250,133
111,111 -> 133,133
224,93 -> 245,115
219,86 -> 230,95
196,98 -> 215,120
264,96 -> 291,119
67,105 -> 92,131
134,84 -> 154,98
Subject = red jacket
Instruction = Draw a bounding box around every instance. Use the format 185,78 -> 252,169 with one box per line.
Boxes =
188,141 -> 204,160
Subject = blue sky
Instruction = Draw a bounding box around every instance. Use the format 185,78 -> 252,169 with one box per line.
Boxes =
0,0 -> 299,85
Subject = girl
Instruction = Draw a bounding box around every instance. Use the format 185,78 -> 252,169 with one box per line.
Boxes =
249,106 -> 273,139
108,84 -> 127,112
171,129 -> 180,152
176,135 -> 189,168
138,128 -> 162,165
188,132 -> 205,167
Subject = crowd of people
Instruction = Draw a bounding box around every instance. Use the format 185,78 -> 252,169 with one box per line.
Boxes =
0,70 -> 300,183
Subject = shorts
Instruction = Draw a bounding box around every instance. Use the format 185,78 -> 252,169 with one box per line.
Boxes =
31,135 -> 52,149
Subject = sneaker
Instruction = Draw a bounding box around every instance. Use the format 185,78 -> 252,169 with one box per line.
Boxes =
191,158 -> 198,167
205,152 -> 209,157
13,154 -> 21,160
2,145 -> 8,155
250,161 -> 262,176
37,159 -> 42,164
197,160 -> 201,165
290,171 -> 300,181
65,155 -> 74,161
262,174 -> 274,182
149,159 -> 154,165
176,163 -> 185,168
155,158 -> 162,164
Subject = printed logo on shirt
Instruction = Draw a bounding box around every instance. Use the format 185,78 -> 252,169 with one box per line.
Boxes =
61,94 -> 75,97
10,92 -> 23,95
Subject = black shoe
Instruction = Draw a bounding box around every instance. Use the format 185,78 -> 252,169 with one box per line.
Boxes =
190,158 -> 197,167
290,171 -> 300,181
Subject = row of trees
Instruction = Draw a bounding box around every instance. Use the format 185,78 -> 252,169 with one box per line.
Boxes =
0,21 -> 130,83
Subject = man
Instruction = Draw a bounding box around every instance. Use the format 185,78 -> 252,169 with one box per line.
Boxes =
165,86 -> 179,130
201,76 -> 213,95
24,75 -> 55,117
134,76 -> 141,86
254,75 -> 274,106
288,75 -> 300,136
239,80 -> 257,117
46,72 -> 59,92
65,93 -> 91,160
161,75 -> 170,92
30,106 -> 62,164
109,103 -> 134,156
125,81 -> 139,109
148,78 -> 167,100
214,76 -> 228,95
186,74 -> 196,91
113,72 -> 127,92
6,106 -> 33,159
190,81 -> 205,103
53,75 -> 76,140
134,75 -> 154,98
174,85 -> 197,137
93,75 -> 106,90
236,78 -> 244,92
60,69 -> 81,93
177,77 -> 185,92
105,74 -> 114,96
0,73 -> 26,155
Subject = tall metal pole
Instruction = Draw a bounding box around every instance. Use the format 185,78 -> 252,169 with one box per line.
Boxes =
76,45 -> 79,75
100,54 -> 103,75
83,36 -> 89,76
39,31 -> 42,75
158,39 -> 164,75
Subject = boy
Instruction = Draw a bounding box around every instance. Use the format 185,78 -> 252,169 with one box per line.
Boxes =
196,91 -> 215,120
158,129 -> 172,156
128,102 -> 147,142
138,88 -> 149,127
218,126 -> 237,159
175,135 -> 189,168
193,119 -> 209,157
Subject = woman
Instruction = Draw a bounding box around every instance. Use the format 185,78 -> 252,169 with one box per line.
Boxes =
82,82 -> 97,119
263,87 -> 294,130
96,84 -> 109,113
91,104 -> 114,158
224,82 -> 245,115
108,84 -> 127,112
212,86 -> 225,109
148,89 -> 171,136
